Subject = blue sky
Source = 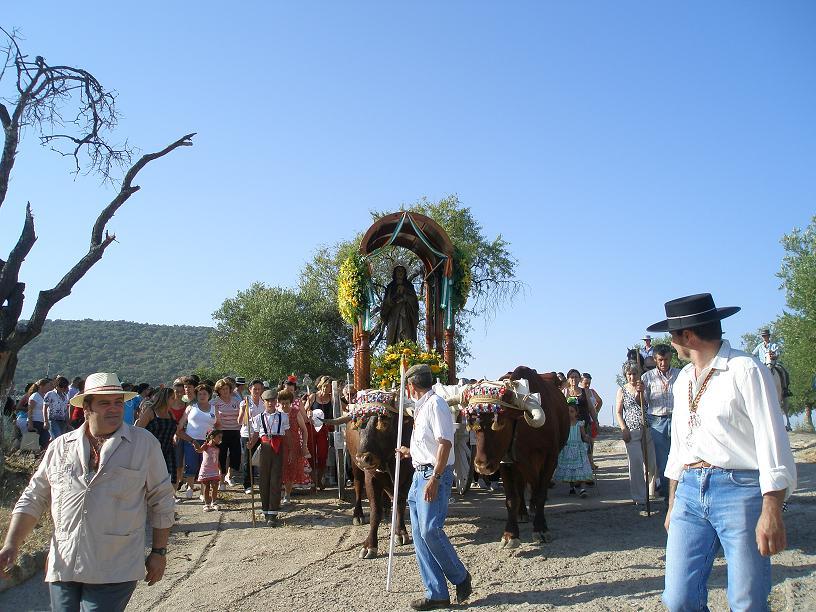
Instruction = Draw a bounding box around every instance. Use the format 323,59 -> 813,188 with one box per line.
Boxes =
2,2 -> 814,423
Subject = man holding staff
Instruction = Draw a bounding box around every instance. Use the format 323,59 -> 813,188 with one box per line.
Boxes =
650,293 -> 797,611
397,364 -> 471,611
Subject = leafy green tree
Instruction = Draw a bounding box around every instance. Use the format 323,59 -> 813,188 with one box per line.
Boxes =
211,282 -> 353,385
772,217 -> 816,430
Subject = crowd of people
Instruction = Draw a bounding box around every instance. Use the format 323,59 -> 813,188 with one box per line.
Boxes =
9,372 -> 353,518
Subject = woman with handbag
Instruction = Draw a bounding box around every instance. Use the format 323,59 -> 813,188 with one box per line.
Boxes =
247,388 -> 290,524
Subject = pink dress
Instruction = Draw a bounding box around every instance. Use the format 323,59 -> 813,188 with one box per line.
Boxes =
197,443 -> 221,483
282,403 -> 308,485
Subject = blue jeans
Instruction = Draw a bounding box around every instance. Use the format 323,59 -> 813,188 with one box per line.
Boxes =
649,415 -> 672,497
663,468 -> 770,612
50,580 -> 137,612
182,439 -> 204,478
49,419 -> 69,441
408,464 -> 467,601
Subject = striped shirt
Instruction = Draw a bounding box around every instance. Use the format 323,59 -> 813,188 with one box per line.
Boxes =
214,397 -> 241,431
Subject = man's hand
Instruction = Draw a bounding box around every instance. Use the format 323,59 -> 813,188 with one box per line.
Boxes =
144,552 -> 166,586
423,477 -> 439,502
664,479 -> 677,532
396,446 -> 411,459
0,545 -> 18,579
756,491 -> 787,556
621,427 -> 631,443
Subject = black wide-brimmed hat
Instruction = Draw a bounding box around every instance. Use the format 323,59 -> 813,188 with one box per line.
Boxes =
647,293 -> 740,332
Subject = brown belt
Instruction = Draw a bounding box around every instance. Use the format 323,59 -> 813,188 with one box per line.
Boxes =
684,461 -> 719,470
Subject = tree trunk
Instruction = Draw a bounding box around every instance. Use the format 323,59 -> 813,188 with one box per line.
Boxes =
805,405 -> 815,432
0,350 -> 19,477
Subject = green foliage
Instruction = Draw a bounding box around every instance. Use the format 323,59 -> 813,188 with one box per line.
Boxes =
14,319 -> 213,391
211,282 -> 353,385
739,216 -> 816,415
774,219 -> 816,411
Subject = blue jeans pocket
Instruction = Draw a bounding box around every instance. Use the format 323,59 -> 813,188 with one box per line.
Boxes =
728,470 -> 759,487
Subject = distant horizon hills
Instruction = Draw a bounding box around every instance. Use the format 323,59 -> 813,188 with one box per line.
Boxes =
14,319 -> 214,391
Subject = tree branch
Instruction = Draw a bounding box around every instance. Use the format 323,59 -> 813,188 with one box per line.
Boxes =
0,203 -> 36,301
91,133 -> 194,246
7,134 -> 195,351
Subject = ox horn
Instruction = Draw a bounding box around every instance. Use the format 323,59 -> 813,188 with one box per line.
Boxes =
522,396 -> 546,429
323,414 -> 353,426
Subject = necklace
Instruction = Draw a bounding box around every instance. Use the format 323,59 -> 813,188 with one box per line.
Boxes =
685,368 -> 716,449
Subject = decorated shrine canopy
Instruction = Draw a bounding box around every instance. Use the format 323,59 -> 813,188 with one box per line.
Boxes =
351,211 -> 458,389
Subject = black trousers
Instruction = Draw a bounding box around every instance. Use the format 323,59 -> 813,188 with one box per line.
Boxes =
243,438 -> 259,488
218,429 -> 242,474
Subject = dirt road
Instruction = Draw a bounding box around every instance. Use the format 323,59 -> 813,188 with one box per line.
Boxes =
2,431 -> 815,611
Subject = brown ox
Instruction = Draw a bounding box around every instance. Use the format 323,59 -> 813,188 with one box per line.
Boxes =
470,366 -> 569,547
326,408 -> 414,559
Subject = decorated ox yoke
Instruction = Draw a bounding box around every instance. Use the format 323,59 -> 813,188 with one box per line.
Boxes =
433,379 -> 546,431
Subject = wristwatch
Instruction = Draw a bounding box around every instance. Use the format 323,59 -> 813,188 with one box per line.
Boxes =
432,472 -> 442,481
150,547 -> 167,556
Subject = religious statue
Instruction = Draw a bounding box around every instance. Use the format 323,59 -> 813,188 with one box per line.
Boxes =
380,265 -> 419,346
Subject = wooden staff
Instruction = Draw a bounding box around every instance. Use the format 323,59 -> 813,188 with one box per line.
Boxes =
386,358 -> 408,592
638,383 -> 651,517
332,380 -> 344,500
245,392 -> 256,527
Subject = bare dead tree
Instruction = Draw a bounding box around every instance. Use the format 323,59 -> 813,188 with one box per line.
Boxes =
0,28 -> 194,457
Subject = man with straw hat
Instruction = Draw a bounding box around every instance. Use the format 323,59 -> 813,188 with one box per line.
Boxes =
0,372 -> 176,611
648,294 -> 797,611
397,364 -> 472,610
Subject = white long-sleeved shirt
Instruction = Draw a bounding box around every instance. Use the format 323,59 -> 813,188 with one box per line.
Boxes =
410,390 -> 455,468
664,340 -> 797,498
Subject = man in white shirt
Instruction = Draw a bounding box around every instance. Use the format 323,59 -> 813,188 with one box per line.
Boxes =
641,346 -> 679,499
240,380 -> 265,493
647,294 -> 796,611
752,328 -> 780,366
397,364 -> 471,611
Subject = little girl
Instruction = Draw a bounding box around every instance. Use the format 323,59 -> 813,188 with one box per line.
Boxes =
554,403 -> 594,497
197,429 -> 223,511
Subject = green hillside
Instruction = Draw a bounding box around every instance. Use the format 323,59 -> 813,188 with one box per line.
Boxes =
14,319 -> 214,389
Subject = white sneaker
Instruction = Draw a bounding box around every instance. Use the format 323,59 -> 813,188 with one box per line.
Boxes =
244,488 -> 252,495
184,488 -> 194,499
199,494 -> 205,502
225,476 -> 236,487
218,482 -> 226,492
203,504 -> 213,512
